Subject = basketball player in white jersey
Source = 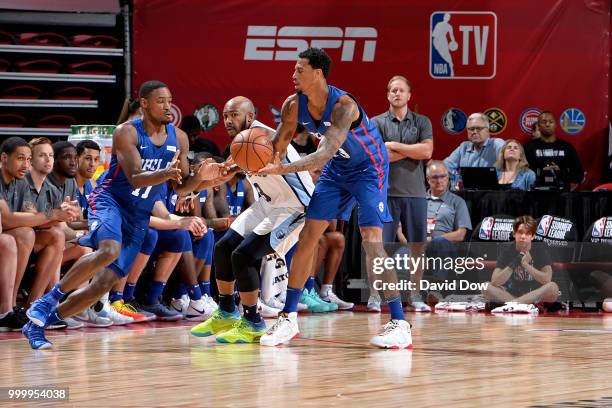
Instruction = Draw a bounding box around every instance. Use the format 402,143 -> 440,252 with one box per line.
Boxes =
191,96 -> 314,343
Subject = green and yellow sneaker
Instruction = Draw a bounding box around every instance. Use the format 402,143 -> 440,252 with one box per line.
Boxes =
190,308 -> 240,337
215,317 -> 267,344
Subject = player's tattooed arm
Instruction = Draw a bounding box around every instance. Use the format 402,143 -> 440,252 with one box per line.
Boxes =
270,94 -> 299,157
114,124 -> 181,188
259,96 -> 357,175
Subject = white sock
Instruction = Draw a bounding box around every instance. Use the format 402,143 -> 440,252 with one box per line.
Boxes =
0,311 -> 9,319
321,284 -> 333,297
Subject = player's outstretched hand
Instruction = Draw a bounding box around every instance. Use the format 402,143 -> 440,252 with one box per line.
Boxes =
196,158 -> 225,181
175,193 -> 196,213
179,216 -> 207,237
256,152 -> 284,176
164,149 -> 183,183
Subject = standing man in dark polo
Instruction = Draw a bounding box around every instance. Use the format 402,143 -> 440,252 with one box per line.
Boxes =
373,75 -> 434,312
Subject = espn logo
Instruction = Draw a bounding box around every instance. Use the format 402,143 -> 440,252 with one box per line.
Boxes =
244,26 -> 377,62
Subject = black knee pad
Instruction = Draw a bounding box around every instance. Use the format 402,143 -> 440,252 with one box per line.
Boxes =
231,247 -> 260,292
214,231 -> 242,282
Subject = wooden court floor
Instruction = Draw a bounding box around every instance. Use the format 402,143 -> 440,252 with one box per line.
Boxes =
2,312 -> 612,407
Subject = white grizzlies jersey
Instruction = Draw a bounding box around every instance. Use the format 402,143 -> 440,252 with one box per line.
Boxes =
246,120 -> 314,209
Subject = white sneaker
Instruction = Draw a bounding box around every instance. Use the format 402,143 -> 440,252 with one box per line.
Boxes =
321,291 -> 354,310
260,312 -> 299,346
367,295 -> 382,312
203,294 -> 218,313
99,301 -> 134,325
258,299 -> 281,318
263,295 -> 285,310
64,317 -> 85,330
603,298 -> 612,312
370,319 -> 413,349
491,302 -> 539,314
170,294 -> 190,316
185,299 -> 208,321
405,301 -> 432,312
73,308 -> 113,328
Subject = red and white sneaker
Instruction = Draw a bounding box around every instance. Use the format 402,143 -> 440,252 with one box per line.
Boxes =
369,320 -> 413,349
259,312 -> 299,346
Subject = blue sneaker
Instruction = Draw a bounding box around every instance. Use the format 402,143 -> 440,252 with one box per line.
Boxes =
22,321 -> 52,350
26,296 -> 56,327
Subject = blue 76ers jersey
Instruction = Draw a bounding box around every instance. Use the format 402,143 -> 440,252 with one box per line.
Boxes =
90,118 -> 178,215
296,85 -> 388,186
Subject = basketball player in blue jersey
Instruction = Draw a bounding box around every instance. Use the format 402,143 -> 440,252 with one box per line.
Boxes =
23,80 -> 224,349
258,48 -> 412,349
190,96 -> 314,343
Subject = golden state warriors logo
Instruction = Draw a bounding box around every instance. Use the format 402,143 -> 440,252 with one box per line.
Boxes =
560,108 -> 585,135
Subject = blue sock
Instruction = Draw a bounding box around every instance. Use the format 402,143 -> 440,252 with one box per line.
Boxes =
282,287 -> 303,313
304,277 -> 315,291
43,283 -> 66,304
145,281 -> 166,305
175,284 -> 188,298
123,283 -> 136,303
219,294 -> 235,313
45,308 -> 63,327
387,297 -> 406,321
199,281 -> 211,297
109,291 -> 123,303
188,284 -> 202,301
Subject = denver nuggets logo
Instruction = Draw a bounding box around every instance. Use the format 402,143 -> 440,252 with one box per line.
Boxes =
484,108 -> 506,134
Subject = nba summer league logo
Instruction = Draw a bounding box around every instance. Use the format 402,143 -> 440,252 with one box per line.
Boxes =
430,11 -> 497,79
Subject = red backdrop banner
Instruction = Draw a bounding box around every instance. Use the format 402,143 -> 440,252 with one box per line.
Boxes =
133,0 -> 610,188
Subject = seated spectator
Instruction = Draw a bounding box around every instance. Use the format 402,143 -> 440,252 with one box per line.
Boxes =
0,137 -> 76,308
423,160 -> 472,291
444,112 -> 505,176
182,115 -> 220,157
524,111 -> 584,191
482,215 -> 560,310
495,139 -> 536,191
425,160 -> 472,243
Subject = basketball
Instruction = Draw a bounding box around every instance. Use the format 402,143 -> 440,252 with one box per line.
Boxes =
230,127 -> 274,172
449,41 -> 458,51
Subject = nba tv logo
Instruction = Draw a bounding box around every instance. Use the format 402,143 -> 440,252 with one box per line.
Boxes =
430,11 -> 497,79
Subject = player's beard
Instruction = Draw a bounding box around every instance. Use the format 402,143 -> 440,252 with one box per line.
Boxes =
241,117 -> 249,131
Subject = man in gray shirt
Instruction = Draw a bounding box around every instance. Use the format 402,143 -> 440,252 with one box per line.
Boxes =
25,138 -> 62,213
444,112 -> 504,185
425,160 -> 472,299
0,137 -> 76,309
426,161 -> 472,241
372,75 -> 434,312
47,141 -> 79,202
